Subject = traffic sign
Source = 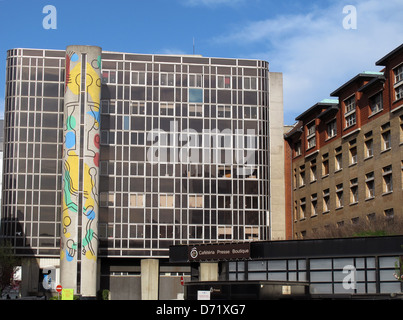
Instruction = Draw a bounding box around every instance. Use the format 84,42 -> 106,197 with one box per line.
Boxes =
56,285 -> 63,293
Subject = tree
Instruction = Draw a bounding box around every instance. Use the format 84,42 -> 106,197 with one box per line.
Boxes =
0,241 -> 20,295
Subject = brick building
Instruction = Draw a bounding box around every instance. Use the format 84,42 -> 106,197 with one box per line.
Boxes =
285,43 -> 403,239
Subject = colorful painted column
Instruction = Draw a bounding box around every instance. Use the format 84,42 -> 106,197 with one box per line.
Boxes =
61,45 -> 102,298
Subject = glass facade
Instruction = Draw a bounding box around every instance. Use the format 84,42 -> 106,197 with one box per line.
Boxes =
1,48 -> 271,259
229,256 -> 403,295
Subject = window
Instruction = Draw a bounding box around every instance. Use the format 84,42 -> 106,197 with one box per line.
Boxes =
336,184 -> 343,208
381,123 -> 391,151
335,147 -> 342,171
365,172 -> 375,199
382,130 -> 391,151
189,74 -> 202,88
244,77 -> 257,90
365,138 -> 373,158
189,225 -> 203,239
101,131 -> 115,145
100,192 -> 114,207
345,113 -> 356,127
217,105 -> 231,118
160,103 -> 174,116
395,64 -> 403,83
217,195 -> 231,209
100,161 -> 114,176
189,194 -> 204,208
323,189 -> 330,213
123,116 -> 130,130
130,162 -> 144,176
217,75 -> 231,89
132,71 -> 146,85
294,141 -> 301,157
159,225 -> 174,239
349,145 -> 357,165
299,165 -> 305,187
307,122 -> 316,149
189,104 -> 203,117
160,194 -> 174,208
384,208 -> 394,219
350,178 -> 358,204
400,117 -> 403,144
189,88 -> 203,103
311,193 -> 318,216
345,95 -> 356,114
218,226 -> 232,239
299,198 -> 306,220
382,165 -> 393,193
130,194 -> 144,208
396,85 -> 403,101
394,64 -> 403,100
369,92 -> 383,114
244,196 -> 258,209
244,106 -> 258,119
101,100 -> 114,114
160,73 -> 174,86
327,119 -> 337,139
322,153 -> 329,176
101,70 -> 116,84
245,227 -> 259,240
131,132 -> 145,145
131,101 -> 145,115
310,160 -> 317,182
401,160 -> 403,190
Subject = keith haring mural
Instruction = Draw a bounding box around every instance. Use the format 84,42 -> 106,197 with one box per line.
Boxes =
61,46 -> 101,295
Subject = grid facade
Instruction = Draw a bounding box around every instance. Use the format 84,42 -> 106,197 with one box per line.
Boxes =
1,48 -> 272,259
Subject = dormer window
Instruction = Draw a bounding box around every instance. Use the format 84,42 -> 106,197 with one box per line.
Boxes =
394,64 -> 403,101
344,95 -> 356,128
306,122 -> 316,149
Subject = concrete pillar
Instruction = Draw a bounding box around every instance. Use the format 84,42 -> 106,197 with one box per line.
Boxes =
60,45 -> 102,297
268,72 -> 286,240
199,263 -> 218,281
21,258 -> 39,297
141,259 -> 159,300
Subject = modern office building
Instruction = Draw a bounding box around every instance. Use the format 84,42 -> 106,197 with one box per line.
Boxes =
0,45 -> 285,299
284,43 -> 403,240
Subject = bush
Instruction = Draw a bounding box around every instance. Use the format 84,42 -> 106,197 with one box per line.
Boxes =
304,215 -> 403,239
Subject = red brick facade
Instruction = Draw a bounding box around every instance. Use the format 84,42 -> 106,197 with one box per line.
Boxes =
285,43 -> 403,239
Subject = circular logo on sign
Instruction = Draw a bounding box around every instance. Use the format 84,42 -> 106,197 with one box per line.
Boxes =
190,247 -> 198,259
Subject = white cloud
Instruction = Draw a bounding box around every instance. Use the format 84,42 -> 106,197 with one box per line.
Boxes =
213,0 -> 403,124
157,48 -> 188,55
181,0 -> 244,7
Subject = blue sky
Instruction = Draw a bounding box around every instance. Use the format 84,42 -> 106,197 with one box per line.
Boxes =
0,0 -> 402,125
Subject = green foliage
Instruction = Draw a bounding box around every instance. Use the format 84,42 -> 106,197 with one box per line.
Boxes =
352,230 -> 389,237
102,289 -> 110,300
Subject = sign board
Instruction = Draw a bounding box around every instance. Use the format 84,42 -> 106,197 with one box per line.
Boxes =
197,290 -> 211,300
62,289 -> 74,300
188,243 -> 250,262
56,285 -> 63,293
